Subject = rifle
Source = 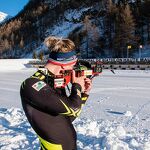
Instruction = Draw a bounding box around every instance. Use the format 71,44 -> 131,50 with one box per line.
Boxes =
45,59 -> 103,88
74,59 -> 102,79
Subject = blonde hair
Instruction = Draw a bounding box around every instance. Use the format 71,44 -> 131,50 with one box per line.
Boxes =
44,36 -> 75,53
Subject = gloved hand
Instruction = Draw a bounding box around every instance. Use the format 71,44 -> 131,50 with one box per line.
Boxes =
72,70 -> 86,92
84,78 -> 92,95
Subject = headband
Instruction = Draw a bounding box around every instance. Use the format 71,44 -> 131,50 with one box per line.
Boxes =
47,50 -> 77,66
49,51 -> 76,60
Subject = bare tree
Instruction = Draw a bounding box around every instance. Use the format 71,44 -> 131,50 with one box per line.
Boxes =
83,15 -> 100,58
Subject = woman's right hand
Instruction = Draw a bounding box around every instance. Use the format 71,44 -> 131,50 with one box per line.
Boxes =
72,70 -> 85,92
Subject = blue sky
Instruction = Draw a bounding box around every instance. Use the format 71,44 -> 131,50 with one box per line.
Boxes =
0,0 -> 29,16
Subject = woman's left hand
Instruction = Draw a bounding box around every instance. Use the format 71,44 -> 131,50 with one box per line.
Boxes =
84,78 -> 92,95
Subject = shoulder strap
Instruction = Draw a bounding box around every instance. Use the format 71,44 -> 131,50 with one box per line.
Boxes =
31,70 -> 46,80
31,69 -> 55,87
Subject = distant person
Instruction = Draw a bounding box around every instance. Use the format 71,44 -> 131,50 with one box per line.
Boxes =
20,36 -> 92,150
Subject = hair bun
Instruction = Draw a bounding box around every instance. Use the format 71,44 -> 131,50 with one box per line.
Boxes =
44,36 -> 75,52
44,36 -> 60,49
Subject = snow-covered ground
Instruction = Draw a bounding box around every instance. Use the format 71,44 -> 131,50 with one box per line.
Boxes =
0,59 -> 150,150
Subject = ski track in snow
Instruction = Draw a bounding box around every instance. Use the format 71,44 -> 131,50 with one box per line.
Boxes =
0,87 -> 18,92
91,87 -> 150,93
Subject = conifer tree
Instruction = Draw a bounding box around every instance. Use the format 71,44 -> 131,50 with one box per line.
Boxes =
104,0 -> 117,56
20,37 -> 24,49
141,0 -> 150,42
38,51 -> 44,60
4,39 -> 10,50
113,4 -> 136,57
32,50 -> 37,59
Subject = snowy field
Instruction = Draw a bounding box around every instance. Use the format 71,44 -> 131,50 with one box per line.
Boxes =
0,59 -> 150,150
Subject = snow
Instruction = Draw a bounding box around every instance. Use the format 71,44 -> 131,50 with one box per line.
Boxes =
0,11 -> 12,24
32,7 -> 92,58
0,59 -> 150,150
64,7 -> 91,21
0,12 -> 8,23
0,59 -> 36,72
43,7 -> 90,40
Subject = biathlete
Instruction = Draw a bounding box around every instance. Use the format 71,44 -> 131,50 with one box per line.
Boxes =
20,36 -> 92,150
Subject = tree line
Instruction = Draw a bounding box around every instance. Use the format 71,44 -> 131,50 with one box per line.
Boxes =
69,0 -> 150,58
0,0 -> 150,58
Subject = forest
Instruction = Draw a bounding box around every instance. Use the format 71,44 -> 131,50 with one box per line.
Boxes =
0,0 -> 150,58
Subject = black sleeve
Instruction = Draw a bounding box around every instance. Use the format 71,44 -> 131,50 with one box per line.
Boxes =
21,78 -> 83,117
81,93 -> 89,104
69,93 -> 89,122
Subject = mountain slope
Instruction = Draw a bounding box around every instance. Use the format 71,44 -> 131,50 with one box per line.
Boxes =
0,0 -> 102,58
0,0 -> 150,58
0,11 -> 12,24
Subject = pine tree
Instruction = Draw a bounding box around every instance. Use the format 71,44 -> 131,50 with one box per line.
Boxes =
38,51 -> 44,60
32,50 -> 37,59
113,4 -> 136,57
20,37 -> 24,49
141,0 -> 150,42
11,33 -> 15,48
104,0 -> 117,56
4,39 -> 10,50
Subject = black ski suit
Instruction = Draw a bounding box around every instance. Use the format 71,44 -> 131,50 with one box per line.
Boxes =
20,70 -> 88,150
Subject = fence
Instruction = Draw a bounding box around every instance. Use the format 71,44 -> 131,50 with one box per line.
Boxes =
27,58 -> 150,70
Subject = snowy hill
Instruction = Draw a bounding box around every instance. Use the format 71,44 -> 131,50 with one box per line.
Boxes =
1,0 -> 150,59
0,11 -> 12,24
